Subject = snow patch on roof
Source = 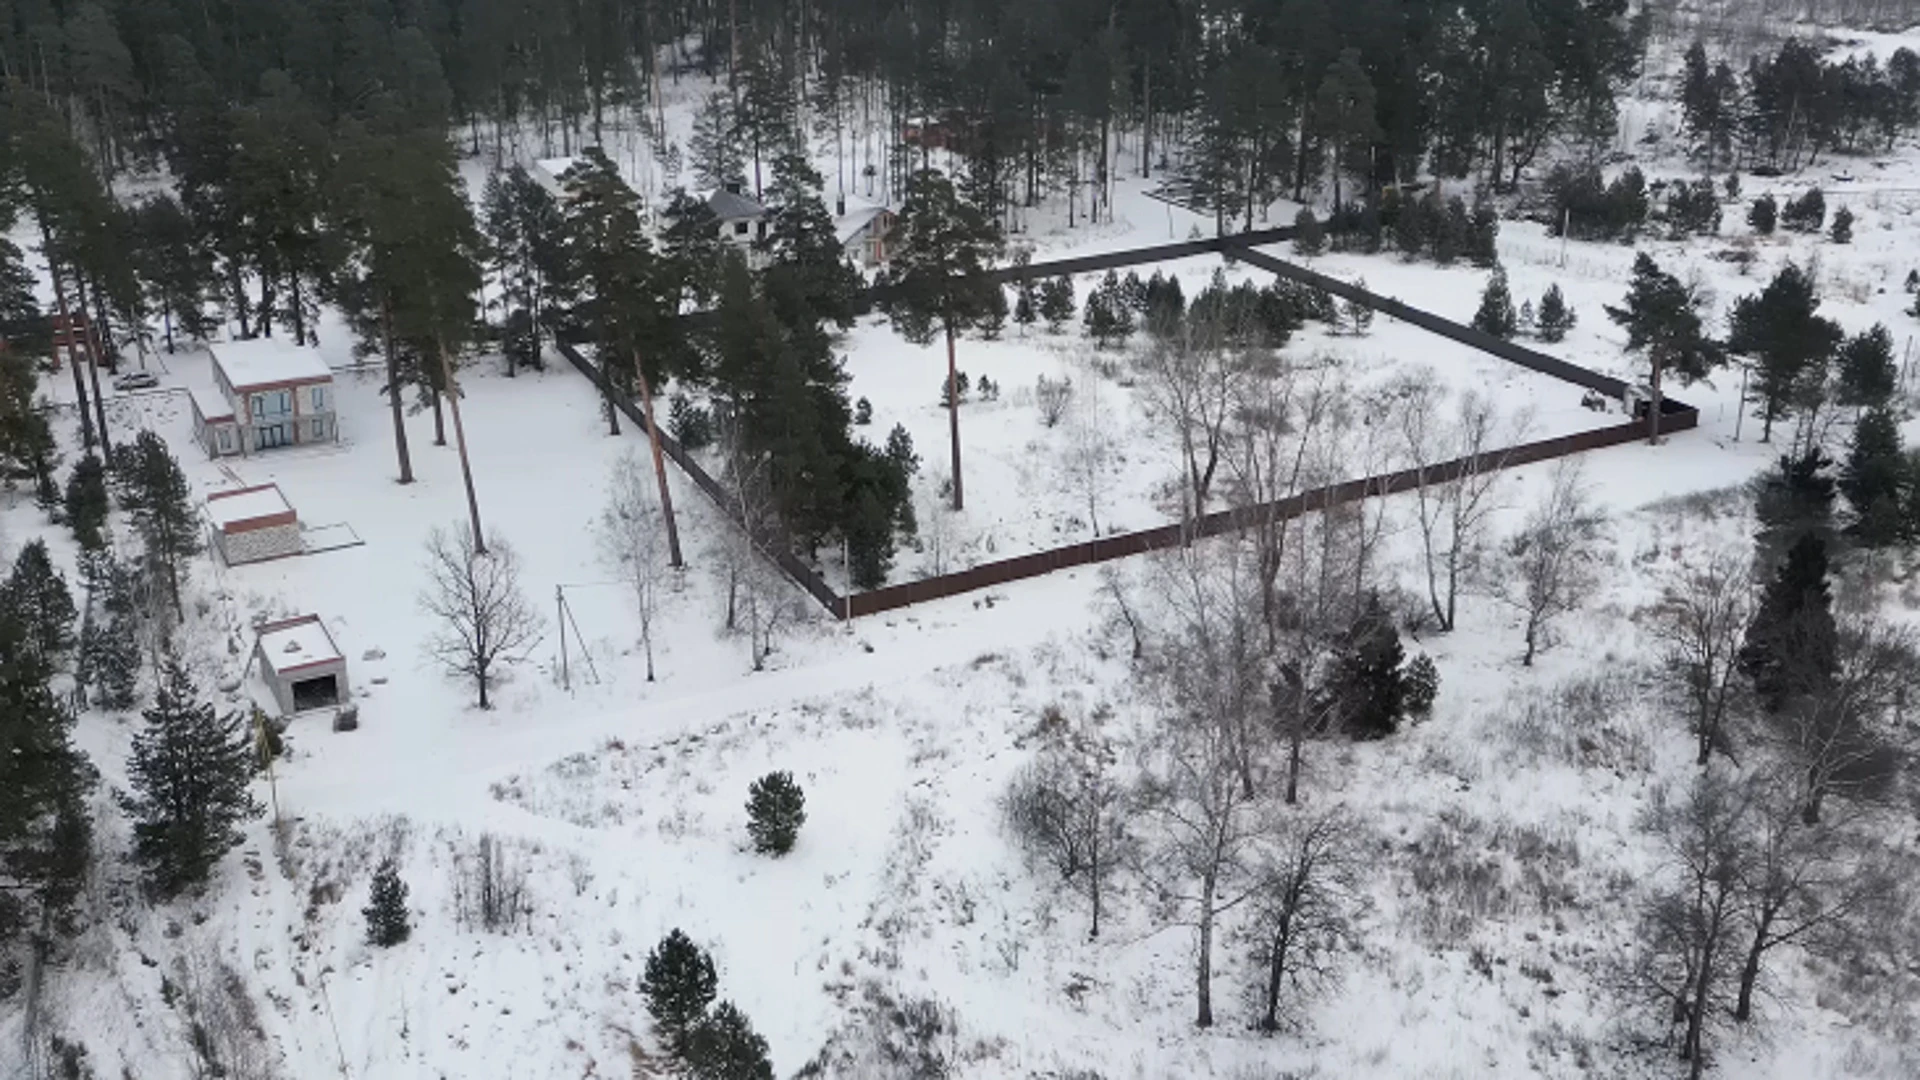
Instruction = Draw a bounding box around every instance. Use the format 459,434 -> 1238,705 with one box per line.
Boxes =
188,383 -> 234,421
206,484 -> 293,530
215,338 -> 333,391
707,188 -> 768,220
256,615 -> 342,675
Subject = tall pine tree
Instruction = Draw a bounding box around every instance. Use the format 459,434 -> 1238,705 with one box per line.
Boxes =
1605,253 -> 1723,443
1728,262 -> 1842,444
1739,534 -> 1837,714
122,430 -> 199,618
0,609 -> 94,960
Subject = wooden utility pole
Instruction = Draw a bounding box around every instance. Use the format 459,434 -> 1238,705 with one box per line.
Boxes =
437,343 -> 487,555
556,585 -> 569,691
633,365 -> 685,568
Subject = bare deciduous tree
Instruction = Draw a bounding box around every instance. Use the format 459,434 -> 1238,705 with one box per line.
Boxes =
598,451 -> 668,681
1062,371 -> 1115,537
1500,460 -> 1606,666
1245,808 -> 1363,1034
1728,773 -> 1893,1023
1139,717 -> 1264,1029
420,525 -> 543,709
1034,374 -> 1073,428
1399,380 -> 1527,632
1000,704 -> 1130,939
1645,548 -> 1753,766
1636,771 -> 1751,1080
1771,615 -> 1917,824
1144,541 -> 1271,801
1136,329 -> 1242,520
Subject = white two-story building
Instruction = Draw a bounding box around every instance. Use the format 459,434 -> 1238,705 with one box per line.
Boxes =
191,339 -> 337,458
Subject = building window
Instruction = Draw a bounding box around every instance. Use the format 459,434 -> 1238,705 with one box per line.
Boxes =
311,385 -> 326,411
311,418 -> 326,440
217,428 -> 233,452
733,221 -> 749,236
756,220 -> 767,240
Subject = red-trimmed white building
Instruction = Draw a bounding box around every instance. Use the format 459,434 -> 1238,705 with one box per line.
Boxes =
191,340 -> 337,457
253,614 -> 348,714
205,484 -> 301,565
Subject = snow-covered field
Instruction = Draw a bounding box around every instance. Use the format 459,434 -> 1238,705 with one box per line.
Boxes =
12,23 -> 1920,1080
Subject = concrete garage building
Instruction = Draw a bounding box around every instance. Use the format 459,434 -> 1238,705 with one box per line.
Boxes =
206,484 -> 301,565
254,614 -> 348,714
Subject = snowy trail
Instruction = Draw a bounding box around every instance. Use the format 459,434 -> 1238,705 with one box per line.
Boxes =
275,576 -> 1089,835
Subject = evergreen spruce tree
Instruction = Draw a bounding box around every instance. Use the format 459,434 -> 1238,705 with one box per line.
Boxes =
1470,266 -> 1517,339
122,431 -> 200,618
1536,284 -> 1576,343
362,858 -> 412,947
1039,276 -> 1076,331
4,540 -> 77,665
684,1001 -> 775,1080
1728,263 -> 1843,444
746,771 -> 807,855
78,552 -> 141,711
1748,194 -> 1778,235
1467,196 -> 1500,268
1143,273 -> 1185,339
1292,207 -> 1326,256
852,398 -> 873,426
1830,205 -> 1854,244
979,284 -> 1008,341
1739,533 -> 1837,713
1326,597 -> 1409,739
640,928 -> 717,1055
1013,286 -> 1036,332
845,486 -> 895,590
119,659 -> 263,898
1781,187 -> 1826,233
1752,449 -> 1838,573
0,609 -> 94,955
1841,407 -> 1908,547
1402,654 -> 1440,718
1835,324 -> 1897,409
64,454 -> 109,551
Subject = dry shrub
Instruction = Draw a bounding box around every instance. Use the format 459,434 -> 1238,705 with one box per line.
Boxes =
1404,808 -> 1584,947
1494,672 -> 1652,774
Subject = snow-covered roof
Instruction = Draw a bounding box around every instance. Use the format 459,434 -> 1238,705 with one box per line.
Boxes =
214,338 -> 333,391
835,203 -> 892,245
532,157 -> 580,196
188,383 -> 234,421
707,188 -> 768,221
256,615 -> 342,676
206,484 -> 294,532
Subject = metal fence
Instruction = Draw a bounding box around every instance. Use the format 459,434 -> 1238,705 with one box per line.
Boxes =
558,238 -> 1696,621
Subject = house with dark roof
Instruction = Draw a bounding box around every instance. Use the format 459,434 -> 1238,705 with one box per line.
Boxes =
706,183 -> 769,265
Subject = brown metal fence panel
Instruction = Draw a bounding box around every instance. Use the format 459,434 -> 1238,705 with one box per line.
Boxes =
559,238 -> 1699,622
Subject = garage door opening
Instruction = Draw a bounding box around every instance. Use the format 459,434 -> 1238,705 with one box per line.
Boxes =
291,675 -> 340,711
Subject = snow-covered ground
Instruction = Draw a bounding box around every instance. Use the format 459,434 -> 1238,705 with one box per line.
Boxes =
11,27 -> 1920,1080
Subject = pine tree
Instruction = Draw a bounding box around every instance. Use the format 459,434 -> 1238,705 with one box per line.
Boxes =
0,608 -> 94,954
1841,407 -> 1908,547
1728,263 -> 1842,444
1402,654 -> 1440,718
845,485 -> 895,589
1830,205 -> 1854,244
887,169 -> 1004,512
688,93 -> 744,192
1039,276 -> 1077,331
85,557 -> 142,711
1835,324 -> 1897,409
746,771 -> 807,855
1748,194 -> 1778,235
683,1001 -> 774,1080
1781,187 -> 1826,233
979,284 -> 1008,341
1470,266 -> 1517,339
64,454 -> 109,551
760,148 -> 860,328
363,858 -> 412,947
1013,287 -> 1036,331
641,929 -> 717,1055
4,540 -> 77,665
1738,534 -> 1837,713
119,659 -> 263,898
1292,207 -> 1326,256
1536,284 -> 1577,343
1607,252 -> 1724,440
123,431 -> 199,618
132,194 -> 218,352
